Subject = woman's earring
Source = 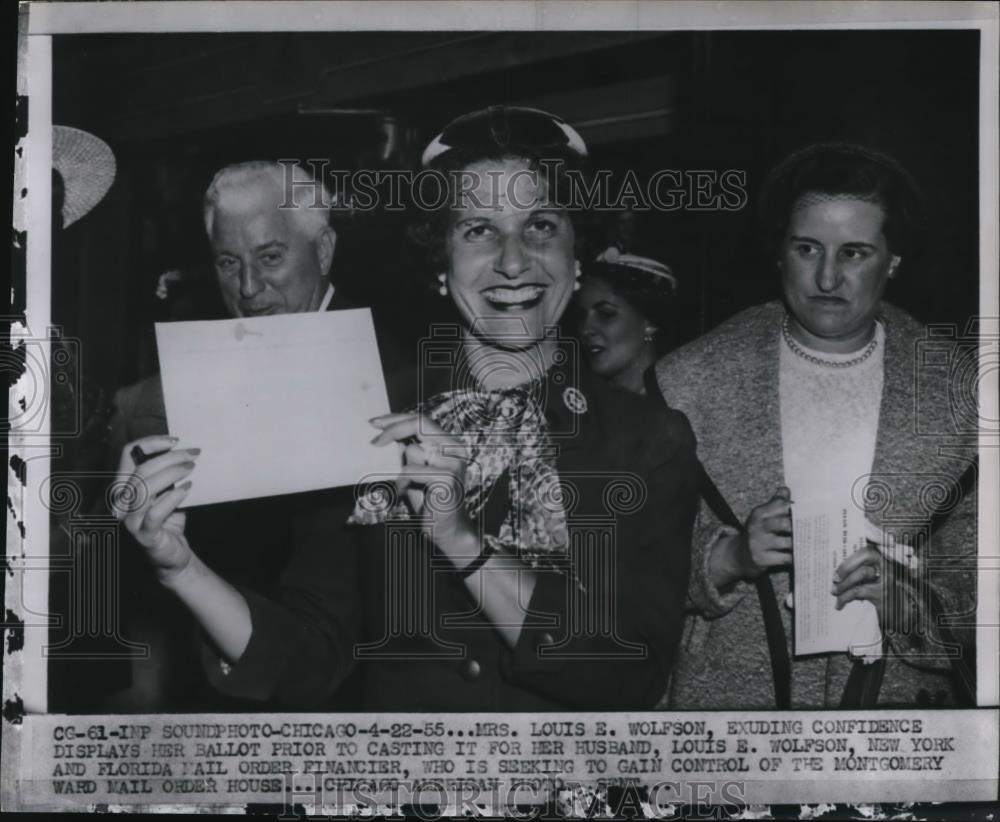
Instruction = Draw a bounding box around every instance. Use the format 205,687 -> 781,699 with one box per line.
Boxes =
573,260 -> 582,291
643,328 -> 655,343
437,272 -> 448,297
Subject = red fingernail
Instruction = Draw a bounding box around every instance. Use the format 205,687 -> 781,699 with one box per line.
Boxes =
187,448 -> 201,456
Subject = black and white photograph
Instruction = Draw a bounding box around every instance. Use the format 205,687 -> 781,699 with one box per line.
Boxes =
4,1 -> 998,815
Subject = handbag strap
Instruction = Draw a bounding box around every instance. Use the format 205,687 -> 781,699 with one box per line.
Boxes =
702,465 -> 793,710
644,368 -> 792,709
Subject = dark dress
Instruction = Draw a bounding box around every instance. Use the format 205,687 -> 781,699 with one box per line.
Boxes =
206,341 -> 700,711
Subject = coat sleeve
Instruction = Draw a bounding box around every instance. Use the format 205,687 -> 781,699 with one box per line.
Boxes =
203,496 -> 363,708
499,408 -> 700,709
685,505 -> 754,618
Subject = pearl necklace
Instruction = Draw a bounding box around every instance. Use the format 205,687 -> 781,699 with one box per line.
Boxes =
781,315 -> 878,368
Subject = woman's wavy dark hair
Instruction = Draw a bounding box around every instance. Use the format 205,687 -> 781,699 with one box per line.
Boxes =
758,142 -> 926,264
408,137 -> 595,280
579,260 -> 679,355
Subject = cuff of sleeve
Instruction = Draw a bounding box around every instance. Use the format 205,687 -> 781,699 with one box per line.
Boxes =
202,587 -> 298,702
692,526 -> 752,618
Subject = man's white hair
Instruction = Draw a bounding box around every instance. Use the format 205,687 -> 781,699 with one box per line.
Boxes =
203,160 -> 332,239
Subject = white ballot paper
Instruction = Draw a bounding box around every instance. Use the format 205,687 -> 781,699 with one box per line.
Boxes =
792,495 -> 882,658
155,309 -> 400,507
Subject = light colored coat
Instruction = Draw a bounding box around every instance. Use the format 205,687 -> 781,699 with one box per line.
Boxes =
656,300 -> 978,709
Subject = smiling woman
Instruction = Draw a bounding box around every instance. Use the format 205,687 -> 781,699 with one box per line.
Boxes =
445,157 -> 577,357
114,106 -> 701,712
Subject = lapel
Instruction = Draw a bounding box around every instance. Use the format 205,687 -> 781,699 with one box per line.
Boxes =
542,339 -> 595,466
866,305 -> 974,530
749,306 -> 785,485
717,303 -> 786,514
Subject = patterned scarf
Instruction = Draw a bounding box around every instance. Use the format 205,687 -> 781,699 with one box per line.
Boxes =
349,383 -> 572,572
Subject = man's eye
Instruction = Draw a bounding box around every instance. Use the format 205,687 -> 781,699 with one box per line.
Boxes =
794,243 -> 820,258
597,308 -> 617,320
216,257 -> 237,271
525,218 -> 558,238
260,252 -> 283,265
841,247 -> 870,262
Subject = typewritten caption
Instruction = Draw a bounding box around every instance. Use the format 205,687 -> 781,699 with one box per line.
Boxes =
14,712 -> 998,811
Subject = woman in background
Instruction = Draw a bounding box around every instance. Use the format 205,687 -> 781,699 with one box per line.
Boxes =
577,251 -> 678,395
655,143 -> 977,710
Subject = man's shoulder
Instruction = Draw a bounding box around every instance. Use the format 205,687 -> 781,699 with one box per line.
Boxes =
113,373 -> 165,418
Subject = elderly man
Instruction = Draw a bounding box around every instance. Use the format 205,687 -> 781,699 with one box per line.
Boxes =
104,161 -> 369,711
110,160 -> 342,449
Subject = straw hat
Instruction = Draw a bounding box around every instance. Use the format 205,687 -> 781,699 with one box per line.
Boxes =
52,125 -> 116,227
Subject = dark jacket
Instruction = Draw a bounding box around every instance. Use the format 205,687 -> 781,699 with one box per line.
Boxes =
207,341 -> 700,711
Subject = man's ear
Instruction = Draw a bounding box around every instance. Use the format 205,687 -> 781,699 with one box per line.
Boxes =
316,226 -> 337,277
888,254 -> 902,278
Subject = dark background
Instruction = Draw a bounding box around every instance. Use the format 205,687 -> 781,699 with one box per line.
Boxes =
51,29 -> 981,397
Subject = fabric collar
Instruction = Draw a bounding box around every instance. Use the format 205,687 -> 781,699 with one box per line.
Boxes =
318,283 -> 335,312
414,334 -> 592,454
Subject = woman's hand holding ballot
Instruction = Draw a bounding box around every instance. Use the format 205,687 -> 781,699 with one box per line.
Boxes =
369,410 -> 538,648
369,412 -> 477,560
113,435 -> 198,582
707,484 -> 887,618
833,543 -> 888,623
113,434 -> 252,663
704,478 -> 888,621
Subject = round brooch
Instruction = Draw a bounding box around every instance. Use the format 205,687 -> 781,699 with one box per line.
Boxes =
562,387 -> 588,415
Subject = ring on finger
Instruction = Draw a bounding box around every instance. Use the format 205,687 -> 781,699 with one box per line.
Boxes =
423,441 -> 441,465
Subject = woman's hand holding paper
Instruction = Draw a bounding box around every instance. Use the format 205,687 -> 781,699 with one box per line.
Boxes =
114,434 -> 199,583
833,544 -> 887,623
369,413 -> 478,563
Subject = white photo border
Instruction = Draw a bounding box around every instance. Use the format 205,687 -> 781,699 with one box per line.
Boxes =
5,0 -> 999,815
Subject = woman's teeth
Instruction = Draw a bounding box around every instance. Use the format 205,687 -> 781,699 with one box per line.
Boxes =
483,285 -> 546,307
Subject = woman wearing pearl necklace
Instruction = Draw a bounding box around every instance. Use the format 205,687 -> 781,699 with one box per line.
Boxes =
655,143 -> 977,710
